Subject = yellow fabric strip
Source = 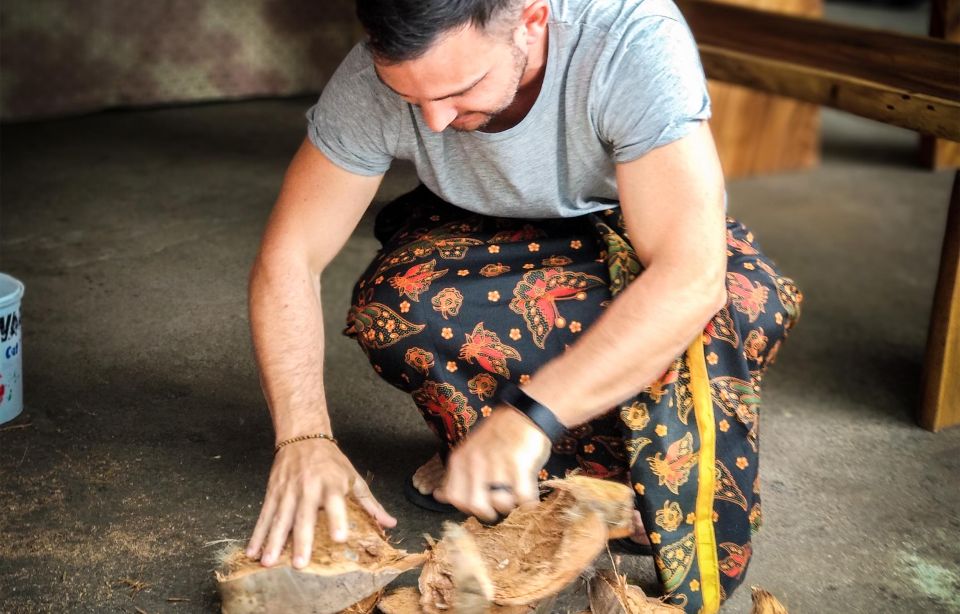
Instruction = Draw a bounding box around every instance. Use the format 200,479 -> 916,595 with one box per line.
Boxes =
687,337 -> 722,613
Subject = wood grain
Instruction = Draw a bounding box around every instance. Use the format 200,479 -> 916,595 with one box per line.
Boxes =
920,0 -> 960,169
694,0 -> 822,179
921,171 -> 960,431
680,0 -> 960,140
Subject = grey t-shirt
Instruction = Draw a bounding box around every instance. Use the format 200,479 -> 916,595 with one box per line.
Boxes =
306,0 -> 714,219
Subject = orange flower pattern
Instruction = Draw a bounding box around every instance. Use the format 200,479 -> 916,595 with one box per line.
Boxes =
344,189 -> 802,613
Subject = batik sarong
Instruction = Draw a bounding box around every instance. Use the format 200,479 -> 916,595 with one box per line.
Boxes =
343,185 -> 802,613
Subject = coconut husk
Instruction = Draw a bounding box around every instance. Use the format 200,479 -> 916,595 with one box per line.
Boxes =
419,475 -> 634,612
376,587 -> 556,614
587,570 -> 684,613
345,591 -> 384,614
750,586 -> 789,614
377,587 -> 424,613
216,495 -> 427,614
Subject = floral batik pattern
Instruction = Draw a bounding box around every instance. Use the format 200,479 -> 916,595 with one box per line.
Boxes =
343,185 -> 802,612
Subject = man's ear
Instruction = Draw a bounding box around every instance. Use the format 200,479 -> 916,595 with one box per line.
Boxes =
517,0 -> 549,47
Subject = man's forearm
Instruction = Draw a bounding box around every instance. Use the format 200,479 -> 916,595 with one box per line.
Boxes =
249,256 -> 332,443
520,260 -> 726,428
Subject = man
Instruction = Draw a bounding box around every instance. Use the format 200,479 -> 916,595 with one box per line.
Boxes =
244,0 -> 801,611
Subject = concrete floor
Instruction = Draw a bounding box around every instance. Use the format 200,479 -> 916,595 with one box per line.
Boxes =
2,5 -> 959,613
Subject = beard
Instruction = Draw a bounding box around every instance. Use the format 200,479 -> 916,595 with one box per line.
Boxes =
450,44 -> 529,132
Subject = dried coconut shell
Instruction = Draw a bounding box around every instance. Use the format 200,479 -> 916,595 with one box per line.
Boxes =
216,495 -> 427,614
588,570 -> 683,613
750,586 -> 789,614
419,475 -> 634,611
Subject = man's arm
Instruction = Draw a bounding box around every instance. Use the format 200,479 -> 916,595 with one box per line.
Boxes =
245,137 -> 394,568
522,119 -> 727,422
436,121 -> 727,518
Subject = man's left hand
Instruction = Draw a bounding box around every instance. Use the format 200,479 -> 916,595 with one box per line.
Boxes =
434,406 -> 551,521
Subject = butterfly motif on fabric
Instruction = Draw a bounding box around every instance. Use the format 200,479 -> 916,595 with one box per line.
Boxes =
595,221 -> 643,297
412,380 -> 477,441
488,224 -> 546,244
479,263 -> 511,278
508,267 -> 605,349
457,322 -> 522,378
656,531 -> 696,593
541,255 -> 573,267
705,308 -> 740,348
718,542 -> 753,579
388,259 -> 448,301
345,287 -> 425,352
726,272 -> 769,324
625,436 -> 653,467
726,229 -> 759,255
710,376 -> 761,452
647,432 -> 699,495
714,460 -> 748,511
404,347 -> 435,375
372,220 -> 485,277
575,455 -> 625,480
645,359 -> 681,404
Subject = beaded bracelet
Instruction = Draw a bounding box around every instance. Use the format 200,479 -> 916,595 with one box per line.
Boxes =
274,432 -> 338,454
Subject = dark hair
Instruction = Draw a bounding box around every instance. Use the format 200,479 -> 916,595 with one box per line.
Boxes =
356,0 -> 523,63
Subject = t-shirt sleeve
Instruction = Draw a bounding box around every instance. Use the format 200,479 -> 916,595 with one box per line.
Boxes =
595,15 -> 712,163
305,44 -> 399,176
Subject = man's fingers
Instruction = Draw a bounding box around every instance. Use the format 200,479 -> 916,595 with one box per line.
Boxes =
466,462 -> 497,522
487,466 -> 517,516
261,493 -> 297,566
292,487 -> 321,569
324,492 -> 349,543
246,490 -> 279,558
439,452 -> 472,515
512,464 -> 539,506
354,479 -> 397,528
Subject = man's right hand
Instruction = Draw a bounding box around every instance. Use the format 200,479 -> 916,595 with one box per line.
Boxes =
245,438 -> 397,569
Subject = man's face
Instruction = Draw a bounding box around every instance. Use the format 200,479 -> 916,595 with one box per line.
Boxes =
374,23 -> 528,133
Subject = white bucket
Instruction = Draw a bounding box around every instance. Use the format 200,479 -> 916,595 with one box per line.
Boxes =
0,273 -> 24,425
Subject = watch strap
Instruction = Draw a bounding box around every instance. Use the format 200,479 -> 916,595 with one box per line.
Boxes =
500,383 -> 568,444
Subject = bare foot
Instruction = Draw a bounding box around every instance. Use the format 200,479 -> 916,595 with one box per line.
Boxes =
630,510 -> 651,546
411,453 -> 446,496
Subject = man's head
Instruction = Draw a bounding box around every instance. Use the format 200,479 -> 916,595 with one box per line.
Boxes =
356,0 -> 549,133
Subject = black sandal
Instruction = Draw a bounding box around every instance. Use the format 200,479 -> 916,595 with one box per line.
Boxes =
610,537 -> 654,557
402,474 -> 459,513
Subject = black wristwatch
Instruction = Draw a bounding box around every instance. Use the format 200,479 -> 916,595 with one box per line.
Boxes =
500,382 -> 569,445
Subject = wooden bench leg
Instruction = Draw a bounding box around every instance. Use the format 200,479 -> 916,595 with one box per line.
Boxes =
920,170 -> 960,431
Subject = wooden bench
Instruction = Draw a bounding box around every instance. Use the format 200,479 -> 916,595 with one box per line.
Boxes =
677,0 -> 960,430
